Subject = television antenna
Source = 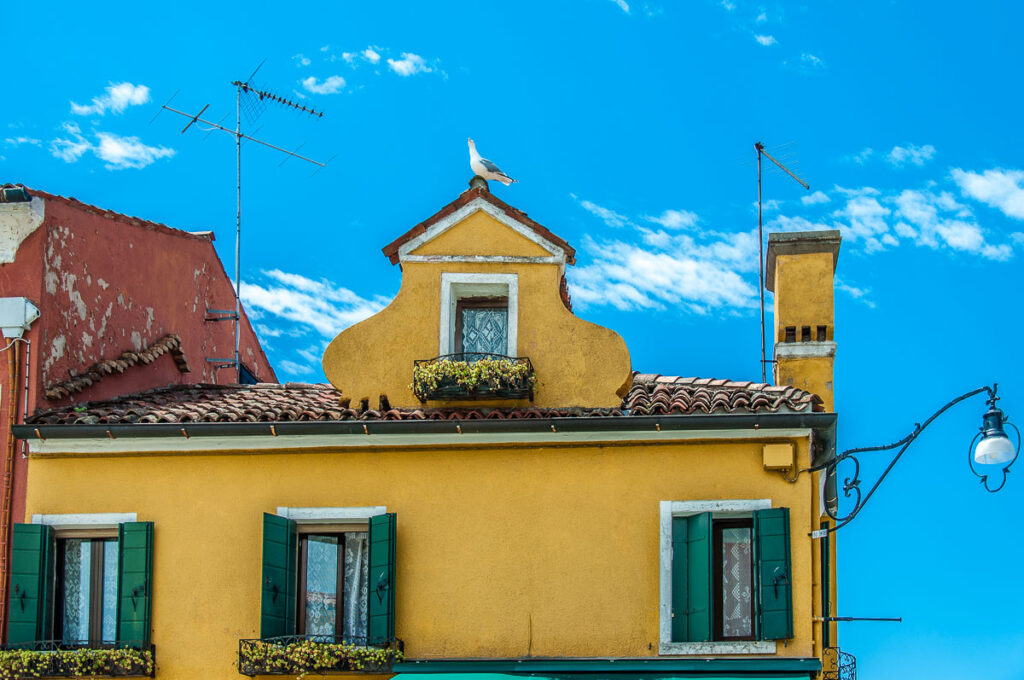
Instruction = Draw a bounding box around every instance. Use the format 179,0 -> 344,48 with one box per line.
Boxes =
755,141 -> 810,384
159,61 -> 326,381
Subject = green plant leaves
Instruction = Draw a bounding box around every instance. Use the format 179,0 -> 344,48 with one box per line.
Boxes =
0,647 -> 154,680
411,357 -> 536,401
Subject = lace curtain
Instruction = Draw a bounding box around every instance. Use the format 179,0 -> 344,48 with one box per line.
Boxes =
721,527 -> 753,638
342,532 -> 368,641
62,540 -> 90,642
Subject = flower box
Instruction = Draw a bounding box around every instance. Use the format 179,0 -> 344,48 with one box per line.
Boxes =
412,354 -> 535,402
237,638 -> 402,677
0,644 -> 155,679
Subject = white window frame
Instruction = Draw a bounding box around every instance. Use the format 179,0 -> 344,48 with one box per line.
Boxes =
275,506 -> 387,525
658,499 -> 776,656
32,512 -> 137,531
439,272 -> 518,356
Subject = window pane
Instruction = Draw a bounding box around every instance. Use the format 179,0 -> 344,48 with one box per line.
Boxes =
721,527 -> 753,638
62,540 -> 91,643
304,536 -> 339,637
101,540 -> 118,643
462,307 -> 508,356
342,532 -> 369,642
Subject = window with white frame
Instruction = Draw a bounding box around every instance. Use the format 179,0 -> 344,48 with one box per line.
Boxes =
439,273 -> 517,359
659,500 -> 793,655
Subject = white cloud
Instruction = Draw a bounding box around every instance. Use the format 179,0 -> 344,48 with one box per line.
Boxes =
848,148 -> 874,165
769,182 -> 1014,261
887,143 -> 936,167
4,136 -> 41,147
801,190 -> 830,206
644,208 -> 698,229
292,53 -> 311,67
387,53 -> 432,77
800,52 -> 824,69
49,122 -> 92,162
574,195 -> 631,227
301,75 -> 346,95
835,278 -> 875,308
93,132 -> 175,169
341,52 -> 356,63
611,0 -> 630,12
754,34 -> 777,46
240,269 -> 391,338
278,359 -> 314,376
70,82 -> 150,116
951,168 -> 1024,220
362,47 -> 381,64
756,11 -> 767,21
720,0 -> 735,10
49,122 -> 174,170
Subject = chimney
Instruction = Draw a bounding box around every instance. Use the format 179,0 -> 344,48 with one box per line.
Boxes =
765,230 -> 841,411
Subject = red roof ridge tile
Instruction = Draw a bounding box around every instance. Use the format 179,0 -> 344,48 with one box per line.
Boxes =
381,185 -> 576,265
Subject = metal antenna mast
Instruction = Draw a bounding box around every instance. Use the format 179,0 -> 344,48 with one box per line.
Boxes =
161,63 -> 325,381
755,141 -> 809,384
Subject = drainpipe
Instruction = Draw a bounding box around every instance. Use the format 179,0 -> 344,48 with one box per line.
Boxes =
0,298 -> 40,643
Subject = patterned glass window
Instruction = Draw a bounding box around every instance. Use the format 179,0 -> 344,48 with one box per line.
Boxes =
456,297 -> 509,358
298,532 -> 369,641
713,520 -> 754,640
58,538 -> 118,645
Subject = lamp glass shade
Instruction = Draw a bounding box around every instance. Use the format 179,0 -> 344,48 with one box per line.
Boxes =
975,433 -> 1016,465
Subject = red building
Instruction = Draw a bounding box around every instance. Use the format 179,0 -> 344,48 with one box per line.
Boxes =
0,184 -> 275,638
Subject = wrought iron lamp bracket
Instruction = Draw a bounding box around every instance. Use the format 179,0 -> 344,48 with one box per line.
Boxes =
819,384 -> 1016,533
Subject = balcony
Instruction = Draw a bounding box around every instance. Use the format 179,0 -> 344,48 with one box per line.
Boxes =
822,647 -> 856,680
237,637 -> 403,677
0,641 -> 155,678
412,353 -> 535,402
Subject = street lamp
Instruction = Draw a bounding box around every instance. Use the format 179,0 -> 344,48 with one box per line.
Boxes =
818,384 -> 1019,533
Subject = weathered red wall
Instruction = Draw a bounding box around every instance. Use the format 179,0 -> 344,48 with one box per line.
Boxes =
0,189 -> 277,639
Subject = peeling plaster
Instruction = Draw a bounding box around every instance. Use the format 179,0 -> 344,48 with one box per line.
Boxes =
0,197 -> 45,263
130,331 -> 143,351
97,278 -> 109,290
44,334 -> 66,373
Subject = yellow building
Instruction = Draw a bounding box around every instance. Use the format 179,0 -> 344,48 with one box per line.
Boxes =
9,178 -> 844,680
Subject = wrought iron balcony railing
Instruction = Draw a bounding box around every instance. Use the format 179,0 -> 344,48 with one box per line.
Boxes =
412,353 -> 535,402
0,641 -> 155,678
822,647 -> 856,680
238,636 -> 403,677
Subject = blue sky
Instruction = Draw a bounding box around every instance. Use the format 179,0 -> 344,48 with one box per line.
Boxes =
4,1 -> 1024,676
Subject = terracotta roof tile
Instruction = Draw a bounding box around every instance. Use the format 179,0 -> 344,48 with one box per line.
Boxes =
27,373 -> 823,426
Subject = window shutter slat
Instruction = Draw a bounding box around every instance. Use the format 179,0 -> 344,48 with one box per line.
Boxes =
755,507 -> 793,640
685,512 -> 713,642
367,513 -> 396,646
260,513 -> 297,638
7,524 -> 54,648
116,521 -> 154,646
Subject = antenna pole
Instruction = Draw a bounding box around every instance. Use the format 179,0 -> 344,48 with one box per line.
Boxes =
756,142 -> 766,383
234,85 -> 242,381
755,140 -> 810,385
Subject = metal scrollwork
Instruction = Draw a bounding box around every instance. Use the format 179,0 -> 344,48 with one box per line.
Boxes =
815,384 -> 1017,534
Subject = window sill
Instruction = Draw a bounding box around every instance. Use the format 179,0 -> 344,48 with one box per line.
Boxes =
658,640 -> 776,655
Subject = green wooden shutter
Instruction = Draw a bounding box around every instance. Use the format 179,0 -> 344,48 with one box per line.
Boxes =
8,524 -> 54,648
670,513 -> 712,642
755,507 -> 793,640
116,521 -> 154,646
260,513 -> 297,638
367,513 -> 396,646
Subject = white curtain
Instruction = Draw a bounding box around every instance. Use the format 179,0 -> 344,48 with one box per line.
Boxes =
342,532 -> 369,642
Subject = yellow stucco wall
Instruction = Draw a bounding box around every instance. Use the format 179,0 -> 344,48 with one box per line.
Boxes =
771,252 -> 835,344
322,210 -> 632,409
409,212 -> 552,258
25,436 -> 818,680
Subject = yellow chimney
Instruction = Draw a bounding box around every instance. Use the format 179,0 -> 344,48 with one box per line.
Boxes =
766,230 -> 840,411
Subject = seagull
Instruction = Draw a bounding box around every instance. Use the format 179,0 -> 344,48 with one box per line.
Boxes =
468,138 -> 517,186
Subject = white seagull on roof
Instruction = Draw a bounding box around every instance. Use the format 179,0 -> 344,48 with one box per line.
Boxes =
468,138 -> 517,186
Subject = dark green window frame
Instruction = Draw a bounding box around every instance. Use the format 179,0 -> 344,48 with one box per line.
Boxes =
670,507 -> 792,645
7,521 -> 154,649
